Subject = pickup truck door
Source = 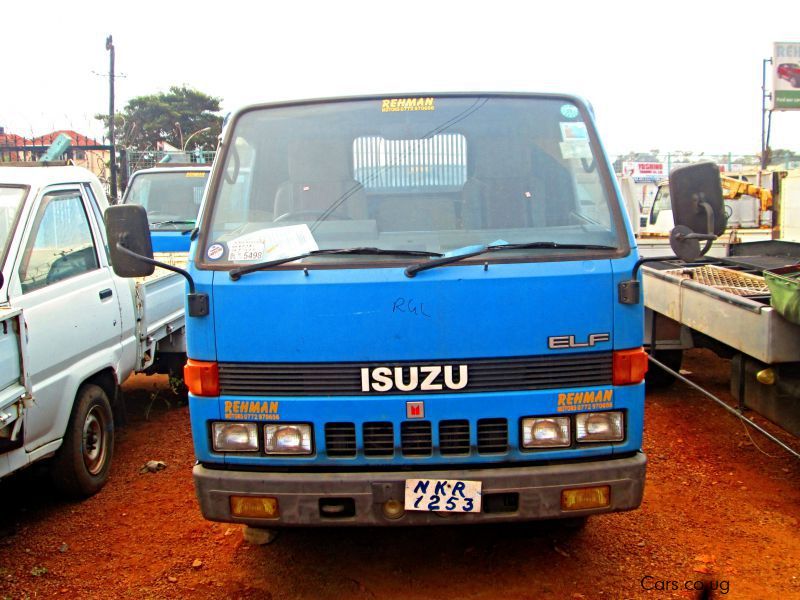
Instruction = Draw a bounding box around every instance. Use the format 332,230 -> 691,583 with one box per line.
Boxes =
8,185 -> 123,452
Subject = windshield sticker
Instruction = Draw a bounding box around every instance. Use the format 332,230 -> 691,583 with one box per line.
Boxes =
207,243 -> 225,260
557,389 -> 613,413
185,172 -> 208,178
382,97 -> 435,112
560,104 -> 580,119
560,140 -> 593,160
560,122 -> 588,141
227,224 -> 319,262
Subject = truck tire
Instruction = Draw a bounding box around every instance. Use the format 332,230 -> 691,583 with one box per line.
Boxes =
645,349 -> 683,390
793,76 -> 800,88
51,384 -> 115,498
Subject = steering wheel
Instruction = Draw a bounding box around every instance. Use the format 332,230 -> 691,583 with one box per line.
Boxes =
273,210 -> 350,223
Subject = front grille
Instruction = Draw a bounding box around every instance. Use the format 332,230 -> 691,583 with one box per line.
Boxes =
439,420 -> 470,455
324,422 -> 356,458
218,352 -> 612,396
477,418 -> 508,454
363,422 -> 394,457
322,418 -> 513,460
401,421 -> 432,456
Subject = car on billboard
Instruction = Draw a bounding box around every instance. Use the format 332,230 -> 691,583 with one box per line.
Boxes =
777,63 -> 800,87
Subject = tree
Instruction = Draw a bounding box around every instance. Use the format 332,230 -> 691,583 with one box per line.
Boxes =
97,86 -> 223,151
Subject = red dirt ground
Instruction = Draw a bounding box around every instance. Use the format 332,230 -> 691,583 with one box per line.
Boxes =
1,348 -> 799,599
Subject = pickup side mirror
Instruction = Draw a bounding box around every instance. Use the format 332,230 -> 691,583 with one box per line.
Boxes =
104,205 -> 155,278
668,161 -> 726,261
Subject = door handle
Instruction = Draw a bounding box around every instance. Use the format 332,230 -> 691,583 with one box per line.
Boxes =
99,288 -> 113,300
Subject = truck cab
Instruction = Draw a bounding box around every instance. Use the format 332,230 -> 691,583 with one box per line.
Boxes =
121,165 -> 210,253
108,93 -> 648,527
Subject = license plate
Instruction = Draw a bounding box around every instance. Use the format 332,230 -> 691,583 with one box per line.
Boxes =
404,478 -> 482,513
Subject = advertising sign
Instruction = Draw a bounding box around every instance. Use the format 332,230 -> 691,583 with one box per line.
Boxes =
621,161 -> 665,183
773,42 -> 800,110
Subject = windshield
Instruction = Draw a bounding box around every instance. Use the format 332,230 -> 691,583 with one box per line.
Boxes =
125,170 -> 208,229
0,186 -> 27,269
201,95 -> 625,267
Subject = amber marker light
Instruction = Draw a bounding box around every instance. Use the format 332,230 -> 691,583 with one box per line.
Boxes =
230,496 -> 280,519
612,347 -> 649,385
561,486 -> 611,511
184,359 -> 220,396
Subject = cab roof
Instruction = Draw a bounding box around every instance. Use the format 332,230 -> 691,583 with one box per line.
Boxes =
0,164 -> 102,188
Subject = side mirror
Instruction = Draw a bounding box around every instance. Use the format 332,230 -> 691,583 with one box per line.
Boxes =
104,204 -> 155,277
104,204 -> 210,317
668,161 -> 726,261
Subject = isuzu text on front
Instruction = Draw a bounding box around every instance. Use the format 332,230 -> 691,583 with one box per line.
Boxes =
107,93 -> 651,530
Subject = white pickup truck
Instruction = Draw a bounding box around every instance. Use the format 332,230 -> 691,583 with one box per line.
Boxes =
0,165 -> 185,496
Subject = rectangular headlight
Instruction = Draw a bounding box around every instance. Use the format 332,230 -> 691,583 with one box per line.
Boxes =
265,424 -> 313,455
521,416 -> 570,448
576,411 -> 624,443
212,422 -> 259,452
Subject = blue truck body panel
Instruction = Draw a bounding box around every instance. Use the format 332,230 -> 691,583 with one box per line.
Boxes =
151,230 -> 192,253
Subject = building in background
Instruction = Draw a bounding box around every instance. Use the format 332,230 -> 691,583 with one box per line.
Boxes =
0,127 -> 110,182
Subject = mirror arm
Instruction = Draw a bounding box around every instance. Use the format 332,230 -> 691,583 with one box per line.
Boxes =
618,255 -> 677,305
115,243 -> 209,317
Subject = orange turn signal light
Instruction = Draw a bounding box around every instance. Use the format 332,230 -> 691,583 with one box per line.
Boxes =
230,495 -> 280,519
561,485 -> 610,511
184,359 -> 220,397
612,347 -> 648,385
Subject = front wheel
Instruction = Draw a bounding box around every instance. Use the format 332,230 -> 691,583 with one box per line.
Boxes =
51,384 -> 115,498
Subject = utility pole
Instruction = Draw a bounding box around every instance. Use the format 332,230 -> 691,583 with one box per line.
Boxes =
761,57 -> 773,171
106,35 -> 118,200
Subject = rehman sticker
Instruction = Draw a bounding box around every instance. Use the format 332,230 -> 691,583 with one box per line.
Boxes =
557,389 -> 614,413
224,400 -> 280,421
560,103 -> 579,119
382,97 -> 435,112
207,243 -> 224,260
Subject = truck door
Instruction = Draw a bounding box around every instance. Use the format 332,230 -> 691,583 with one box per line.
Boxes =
8,185 -> 123,452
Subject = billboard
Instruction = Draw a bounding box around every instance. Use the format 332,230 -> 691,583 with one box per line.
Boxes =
621,161 -> 666,183
773,42 -> 800,110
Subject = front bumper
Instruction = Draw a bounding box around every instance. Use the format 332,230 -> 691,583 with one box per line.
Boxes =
193,452 -> 646,527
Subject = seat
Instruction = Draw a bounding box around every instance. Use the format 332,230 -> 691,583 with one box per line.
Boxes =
274,140 -> 368,221
461,139 -> 542,230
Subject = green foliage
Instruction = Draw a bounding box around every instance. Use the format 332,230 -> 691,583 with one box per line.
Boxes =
97,85 -> 223,151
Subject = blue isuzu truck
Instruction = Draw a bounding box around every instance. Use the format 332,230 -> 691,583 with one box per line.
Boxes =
109,93 -> 652,527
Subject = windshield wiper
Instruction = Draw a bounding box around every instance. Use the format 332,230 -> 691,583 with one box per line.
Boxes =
229,247 -> 442,280
487,242 -> 617,251
404,242 -> 617,278
151,219 -> 196,228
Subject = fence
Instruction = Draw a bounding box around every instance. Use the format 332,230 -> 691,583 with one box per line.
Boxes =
123,149 -> 216,180
0,133 -> 114,191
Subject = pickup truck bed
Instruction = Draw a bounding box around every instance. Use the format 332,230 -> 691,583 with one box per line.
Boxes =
643,260 -> 800,364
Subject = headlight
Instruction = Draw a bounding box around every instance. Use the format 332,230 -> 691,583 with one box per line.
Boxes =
521,417 -> 570,448
265,424 -> 313,455
212,422 -> 259,452
576,411 -> 624,443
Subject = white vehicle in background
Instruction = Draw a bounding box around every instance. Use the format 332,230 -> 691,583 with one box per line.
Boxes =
0,164 -> 186,496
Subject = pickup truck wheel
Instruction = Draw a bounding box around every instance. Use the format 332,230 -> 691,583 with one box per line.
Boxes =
645,349 -> 683,390
51,384 -> 114,498
793,76 -> 800,88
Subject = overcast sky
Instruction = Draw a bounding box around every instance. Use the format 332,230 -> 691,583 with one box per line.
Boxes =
3,0 -> 799,157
